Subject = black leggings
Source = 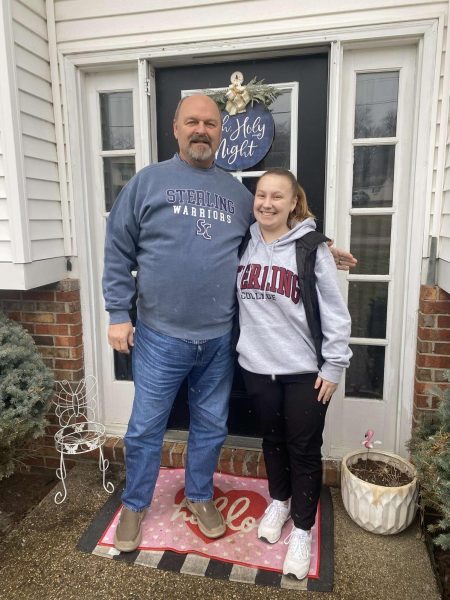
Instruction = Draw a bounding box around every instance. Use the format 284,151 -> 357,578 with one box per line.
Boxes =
241,369 -> 329,530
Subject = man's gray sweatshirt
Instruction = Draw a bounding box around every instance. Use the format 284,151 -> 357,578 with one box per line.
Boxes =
237,219 -> 352,383
103,154 -> 253,340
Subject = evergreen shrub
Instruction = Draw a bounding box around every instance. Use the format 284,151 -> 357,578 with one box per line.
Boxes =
0,312 -> 53,479
408,372 -> 450,549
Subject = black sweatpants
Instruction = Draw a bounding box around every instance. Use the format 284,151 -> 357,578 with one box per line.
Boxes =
241,369 -> 329,530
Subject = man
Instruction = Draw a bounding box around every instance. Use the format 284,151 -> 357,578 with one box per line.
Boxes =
103,94 -> 355,552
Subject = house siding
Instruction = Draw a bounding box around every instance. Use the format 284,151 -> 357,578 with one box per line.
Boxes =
0,129 -> 12,262
437,73 -> 450,290
53,0 -> 448,51
12,0 -> 64,263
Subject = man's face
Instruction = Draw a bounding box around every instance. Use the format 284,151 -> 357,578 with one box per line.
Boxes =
173,95 -> 222,169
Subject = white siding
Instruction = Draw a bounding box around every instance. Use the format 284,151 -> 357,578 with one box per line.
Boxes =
439,113 -> 450,263
53,0 -> 448,52
436,19 -> 450,291
0,130 -> 12,262
429,26 -> 448,250
12,0 -> 64,262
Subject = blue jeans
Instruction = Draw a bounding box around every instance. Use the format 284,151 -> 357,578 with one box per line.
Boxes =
122,320 -> 234,512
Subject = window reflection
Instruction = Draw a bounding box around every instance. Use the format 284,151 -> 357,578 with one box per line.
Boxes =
348,282 -> 388,338
353,145 -> 395,207
103,156 -> 135,212
354,72 -> 399,139
100,92 -> 134,151
345,345 -> 385,399
350,215 -> 391,275
242,178 -> 258,196
247,92 -> 291,171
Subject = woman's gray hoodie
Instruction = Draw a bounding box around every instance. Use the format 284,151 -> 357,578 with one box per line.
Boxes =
236,218 -> 352,383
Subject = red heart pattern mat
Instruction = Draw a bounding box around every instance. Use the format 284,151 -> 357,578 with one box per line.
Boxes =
99,469 -> 320,577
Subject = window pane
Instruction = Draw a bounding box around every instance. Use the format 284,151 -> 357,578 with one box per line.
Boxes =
354,72 -> 399,138
350,215 -> 391,275
103,156 -> 135,212
345,345 -> 385,399
353,145 -> 395,207
244,92 -> 291,171
100,92 -> 134,150
242,177 -> 257,196
348,282 -> 388,338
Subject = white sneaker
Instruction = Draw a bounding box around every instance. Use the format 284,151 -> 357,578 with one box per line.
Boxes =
257,499 -> 291,543
282,526 -> 312,580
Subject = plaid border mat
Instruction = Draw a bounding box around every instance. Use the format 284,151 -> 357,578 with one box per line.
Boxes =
77,479 -> 334,592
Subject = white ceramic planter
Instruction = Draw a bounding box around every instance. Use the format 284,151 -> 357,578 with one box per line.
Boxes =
341,450 -> 418,535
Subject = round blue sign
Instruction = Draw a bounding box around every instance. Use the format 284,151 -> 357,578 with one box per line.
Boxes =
215,103 -> 275,171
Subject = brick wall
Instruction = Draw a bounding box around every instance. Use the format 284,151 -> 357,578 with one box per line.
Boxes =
0,278 -> 84,382
0,279 -> 84,470
414,285 -> 450,423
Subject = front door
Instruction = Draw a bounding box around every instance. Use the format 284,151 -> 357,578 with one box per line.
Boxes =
107,53 -> 329,436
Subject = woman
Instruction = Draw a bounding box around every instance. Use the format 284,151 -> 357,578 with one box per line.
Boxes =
237,168 -> 351,579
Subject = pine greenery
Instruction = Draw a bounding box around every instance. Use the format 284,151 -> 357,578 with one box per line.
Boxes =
0,312 -> 53,479
408,371 -> 450,549
206,77 -> 283,111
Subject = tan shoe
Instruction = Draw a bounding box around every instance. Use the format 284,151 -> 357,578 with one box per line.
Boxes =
186,498 -> 226,539
113,505 -> 147,552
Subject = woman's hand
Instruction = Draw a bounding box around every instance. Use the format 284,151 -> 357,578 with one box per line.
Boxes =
314,376 -> 337,404
327,241 -> 357,271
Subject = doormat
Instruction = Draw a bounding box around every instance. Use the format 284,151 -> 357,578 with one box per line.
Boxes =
77,469 -> 334,592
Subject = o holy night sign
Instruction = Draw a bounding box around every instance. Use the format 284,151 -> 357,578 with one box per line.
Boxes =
215,103 -> 275,171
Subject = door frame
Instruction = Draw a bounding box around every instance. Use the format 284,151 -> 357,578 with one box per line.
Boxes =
62,19 -> 439,455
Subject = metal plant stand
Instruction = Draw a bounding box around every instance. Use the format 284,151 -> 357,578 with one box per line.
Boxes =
53,376 -> 114,504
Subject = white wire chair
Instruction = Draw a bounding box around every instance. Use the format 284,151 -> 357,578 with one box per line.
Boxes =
53,375 -> 114,504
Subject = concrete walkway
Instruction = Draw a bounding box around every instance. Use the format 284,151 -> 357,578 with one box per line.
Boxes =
0,463 -> 441,600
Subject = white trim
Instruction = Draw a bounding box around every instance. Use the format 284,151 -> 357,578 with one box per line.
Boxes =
57,17 -> 444,57
58,47 -> 77,257
347,275 -> 391,282
0,257 -> 66,289
324,40 -> 342,241
0,0 -> 31,263
396,23 -> 440,455
433,4 -> 450,250
349,338 -> 389,346
100,149 -> 136,158
63,60 -> 103,419
46,0 -> 71,258
421,16 -> 444,256
289,82 -> 299,177
438,259 -> 450,293
137,58 -> 152,166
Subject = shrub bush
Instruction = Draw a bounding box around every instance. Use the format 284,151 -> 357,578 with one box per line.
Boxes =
408,372 -> 450,549
0,312 -> 53,479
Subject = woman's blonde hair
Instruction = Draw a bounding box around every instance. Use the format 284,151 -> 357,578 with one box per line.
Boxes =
257,168 -> 315,227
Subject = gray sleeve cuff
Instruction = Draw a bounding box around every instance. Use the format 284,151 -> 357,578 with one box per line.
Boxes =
108,311 -> 132,325
318,363 -> 344,384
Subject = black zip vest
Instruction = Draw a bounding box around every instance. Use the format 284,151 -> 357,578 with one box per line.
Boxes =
237,229 -> 330,369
